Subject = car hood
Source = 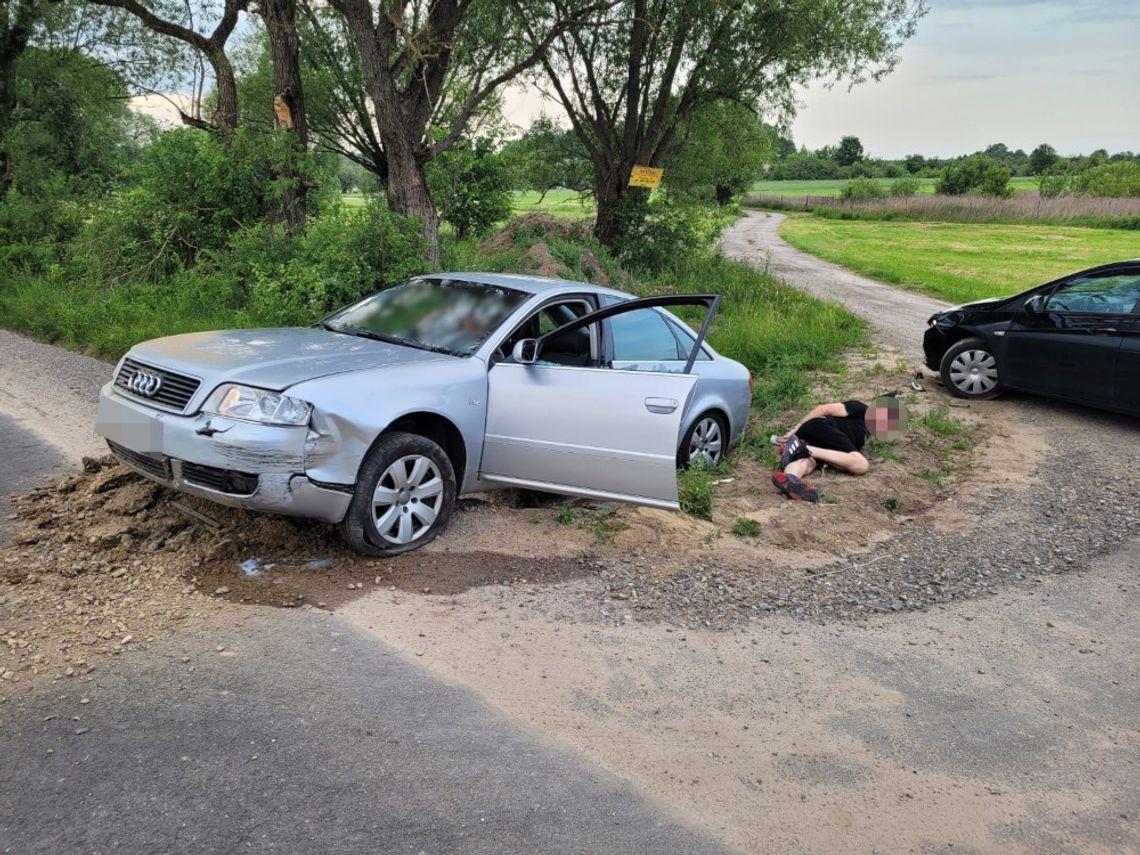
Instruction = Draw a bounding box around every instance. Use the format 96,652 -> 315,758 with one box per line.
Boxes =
941,296 -> 1007,314
127,327 -> 451,392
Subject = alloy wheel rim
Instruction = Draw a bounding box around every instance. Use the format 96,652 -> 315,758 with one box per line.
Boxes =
372,455 -> 444,545
689,417 -> 723,466
949,349 -> 998,395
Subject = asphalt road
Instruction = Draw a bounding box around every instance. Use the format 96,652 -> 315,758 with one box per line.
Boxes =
0,329 -> 722,854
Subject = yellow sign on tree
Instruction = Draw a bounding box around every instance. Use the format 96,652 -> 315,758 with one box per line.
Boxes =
628,166 -> 664,189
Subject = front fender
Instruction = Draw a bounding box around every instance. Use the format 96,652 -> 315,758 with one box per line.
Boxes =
287,360 -> 489,487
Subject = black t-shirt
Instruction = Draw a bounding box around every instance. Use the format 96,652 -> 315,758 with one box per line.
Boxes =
797,400 -> 869,453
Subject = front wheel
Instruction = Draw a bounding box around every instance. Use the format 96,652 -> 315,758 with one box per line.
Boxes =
339,431 -> 457,556
678,412 -> 727,469
940,337 -> 1003,400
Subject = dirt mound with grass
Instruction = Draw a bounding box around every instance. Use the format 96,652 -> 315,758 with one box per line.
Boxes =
480,214 -> 629,287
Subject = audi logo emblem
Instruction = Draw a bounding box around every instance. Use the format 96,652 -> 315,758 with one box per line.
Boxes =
127,369 -> 163,397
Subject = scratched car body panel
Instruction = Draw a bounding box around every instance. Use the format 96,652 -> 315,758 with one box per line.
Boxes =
95,273 -> 752,554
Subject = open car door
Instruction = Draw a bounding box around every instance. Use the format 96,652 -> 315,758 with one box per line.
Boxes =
480,295 -> 721,509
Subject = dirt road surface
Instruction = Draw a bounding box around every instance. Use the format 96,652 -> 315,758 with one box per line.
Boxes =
2,213 -> 1139,854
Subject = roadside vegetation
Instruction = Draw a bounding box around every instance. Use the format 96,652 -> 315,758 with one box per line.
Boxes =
778,218 -> 1140,304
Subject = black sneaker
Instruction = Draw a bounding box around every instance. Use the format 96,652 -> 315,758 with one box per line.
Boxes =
779,434 -> 811,469
772,472 -> 818,503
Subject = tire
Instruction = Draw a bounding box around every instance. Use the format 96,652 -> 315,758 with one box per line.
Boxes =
677,411 -> 728,469
338,431 -> 457,556
939,336 -> 1003,400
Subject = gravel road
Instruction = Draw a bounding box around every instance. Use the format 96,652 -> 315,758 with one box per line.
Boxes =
719,211 -> 946,361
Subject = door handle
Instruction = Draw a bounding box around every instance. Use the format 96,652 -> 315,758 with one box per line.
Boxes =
645,397 -> 679,414
1092,327 -> 1118,335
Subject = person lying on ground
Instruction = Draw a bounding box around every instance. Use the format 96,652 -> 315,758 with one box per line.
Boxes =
771,397 -> 906,503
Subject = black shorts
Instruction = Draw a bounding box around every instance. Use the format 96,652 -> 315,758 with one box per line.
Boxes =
798,419 -> 858,453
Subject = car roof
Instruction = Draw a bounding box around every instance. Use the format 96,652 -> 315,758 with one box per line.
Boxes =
429,271 -> 629,301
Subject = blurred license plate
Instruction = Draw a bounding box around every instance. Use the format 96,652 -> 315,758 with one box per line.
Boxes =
96,395 -> 164,453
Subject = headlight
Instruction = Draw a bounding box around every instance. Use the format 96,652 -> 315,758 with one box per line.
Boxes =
203,384 -> 312,426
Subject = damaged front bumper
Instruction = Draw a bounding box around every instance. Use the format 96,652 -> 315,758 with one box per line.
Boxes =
94,383 -> 352,523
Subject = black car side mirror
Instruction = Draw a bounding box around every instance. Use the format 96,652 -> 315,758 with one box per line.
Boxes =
1024,294 -> 1045,314
512,339 -> 539,364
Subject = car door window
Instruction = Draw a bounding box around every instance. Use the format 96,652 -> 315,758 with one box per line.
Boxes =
497,299 -> 593,366
609,308 -> 684,371
1044,271 -> 1140,314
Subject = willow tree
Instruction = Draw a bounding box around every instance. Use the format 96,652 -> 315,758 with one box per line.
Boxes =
528,0 -> 927,244
324,0 -> 616,260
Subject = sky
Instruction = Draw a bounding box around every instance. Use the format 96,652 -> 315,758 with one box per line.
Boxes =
502,0 -> 1140,159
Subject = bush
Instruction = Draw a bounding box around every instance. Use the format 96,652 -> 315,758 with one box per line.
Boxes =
840,177 -> 887,201
978,165 -> 1013,198
612,194 -> 725,274
428,137 -> 513,239
889,176 -> 921,197
74,127 -> 316,282
1073,162 -> 1140,198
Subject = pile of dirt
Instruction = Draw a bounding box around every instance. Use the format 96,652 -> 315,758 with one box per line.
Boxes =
480,214 -> 628,288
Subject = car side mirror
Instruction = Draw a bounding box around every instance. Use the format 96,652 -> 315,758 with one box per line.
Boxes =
1024,294 -> 1045,314
512,339 -> 538,364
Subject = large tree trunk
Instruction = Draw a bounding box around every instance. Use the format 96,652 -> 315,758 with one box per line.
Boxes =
262,0 -> 307,233
593,168 -> 626,246
0,0 -> 35,195
346,9 -> 441,261
207,50 -> 239,138
385,147 -> 440,261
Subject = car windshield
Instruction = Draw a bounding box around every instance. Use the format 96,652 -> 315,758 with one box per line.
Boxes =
322,278 -> 528,356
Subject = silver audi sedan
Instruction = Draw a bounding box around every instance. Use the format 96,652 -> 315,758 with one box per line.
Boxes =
96,273 -> 752,554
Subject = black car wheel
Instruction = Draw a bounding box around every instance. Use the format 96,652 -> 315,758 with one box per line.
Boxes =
678,411 -> 727,469
940,337 -> 1003,400
339,431 -> 457,556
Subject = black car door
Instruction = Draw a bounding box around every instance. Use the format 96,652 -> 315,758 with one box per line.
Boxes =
1002,267 -> 1140,407
1115,311 -> 1140,415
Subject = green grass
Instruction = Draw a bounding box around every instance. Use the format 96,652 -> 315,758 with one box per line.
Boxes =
748,177 -> 1038,197
731,517 -> 761,537
779,217 -> 1140,304
510,189 -> 595,218
342,189 -> 594,218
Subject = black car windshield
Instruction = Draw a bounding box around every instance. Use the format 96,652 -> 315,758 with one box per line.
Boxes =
322,278 -> 528,356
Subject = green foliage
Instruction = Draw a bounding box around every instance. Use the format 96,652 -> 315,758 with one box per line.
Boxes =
1073,162 -> 1140,198
731,517 -> 762,537
427,137 -> 513,239
611,194 -> 724,274
840,177 -> 887,201
919,407 -> 967,438
1029,143 -> 1058,175
239,200 -> 427,326
500,116 -> 591,196
836,135 -> 865,167
3,46 -> 138,198
882,496 -> 899,512
665,100 -> 774,204
889,175 -> 921,197
678,458 -> 718,520
77,128 -> 317,282
977,164 -> 1013,198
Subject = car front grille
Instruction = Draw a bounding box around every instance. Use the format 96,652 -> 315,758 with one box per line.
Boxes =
180,462 -> 259,496
106,441 -> 171,481
114,358 -> 201,412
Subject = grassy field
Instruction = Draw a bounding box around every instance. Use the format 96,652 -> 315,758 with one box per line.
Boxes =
342,190 -> 594,218
749,177 -> 1038,197
511,189 -> 595,217
779,217 -> 1140,304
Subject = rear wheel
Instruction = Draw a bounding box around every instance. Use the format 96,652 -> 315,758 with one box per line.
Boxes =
339,431 -> 456,556
678,412 -> 727,468
940,337 -> 1003,400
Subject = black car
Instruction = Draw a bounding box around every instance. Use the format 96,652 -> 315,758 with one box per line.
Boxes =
923,260 -> 1140,416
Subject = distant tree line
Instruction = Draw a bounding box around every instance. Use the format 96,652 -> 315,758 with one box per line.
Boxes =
762,134 -> 1140,198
